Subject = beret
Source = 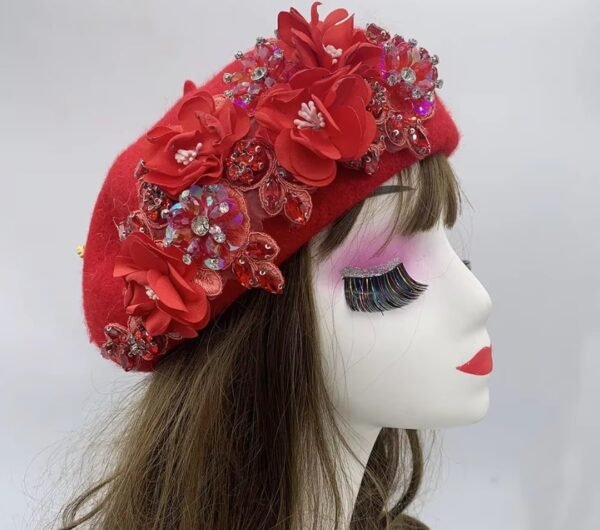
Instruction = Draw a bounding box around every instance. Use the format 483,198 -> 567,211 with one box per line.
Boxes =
81,2 -> 461,371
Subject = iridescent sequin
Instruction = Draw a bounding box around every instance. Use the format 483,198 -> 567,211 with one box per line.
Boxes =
164,183 -> 249,271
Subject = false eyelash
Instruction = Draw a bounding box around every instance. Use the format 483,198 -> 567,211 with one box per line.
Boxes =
342,259 -> 428,313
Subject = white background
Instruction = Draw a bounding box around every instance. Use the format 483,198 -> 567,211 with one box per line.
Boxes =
1,0 -> 599,528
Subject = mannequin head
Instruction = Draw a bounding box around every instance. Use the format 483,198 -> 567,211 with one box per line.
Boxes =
59,153 -> 490,530
311,158 -> 493,431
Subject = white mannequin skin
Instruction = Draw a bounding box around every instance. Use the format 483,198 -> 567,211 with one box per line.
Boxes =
309,171 -> 493,526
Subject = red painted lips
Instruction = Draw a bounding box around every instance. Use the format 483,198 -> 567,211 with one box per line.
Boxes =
456,345 -> 493,376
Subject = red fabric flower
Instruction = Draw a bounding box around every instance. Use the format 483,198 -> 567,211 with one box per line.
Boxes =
254,67 -> 376,186
143,88 -> 250,196
113,232 -> 210,338
276,1 -> 380,73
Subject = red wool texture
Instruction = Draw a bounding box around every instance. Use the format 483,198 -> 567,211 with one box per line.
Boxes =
82,37 -> 461,364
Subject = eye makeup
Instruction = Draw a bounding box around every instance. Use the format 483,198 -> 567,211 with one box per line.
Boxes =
342,258 -> 428,313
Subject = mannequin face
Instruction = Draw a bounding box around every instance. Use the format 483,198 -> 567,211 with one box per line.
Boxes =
311,176 -> 493,430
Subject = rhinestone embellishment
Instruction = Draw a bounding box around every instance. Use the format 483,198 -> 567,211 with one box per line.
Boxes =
191,215 -> 210,236
400,67 -> 416,84
102,5 -> 448,372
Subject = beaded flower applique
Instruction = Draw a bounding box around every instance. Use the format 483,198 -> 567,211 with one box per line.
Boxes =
101,1 -> 443,370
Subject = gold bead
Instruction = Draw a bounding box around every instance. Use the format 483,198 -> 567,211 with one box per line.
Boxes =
76,244 -> 85,258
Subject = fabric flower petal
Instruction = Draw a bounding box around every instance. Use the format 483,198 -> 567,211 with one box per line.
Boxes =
147,269 -> 187,313
144,308 -> 172,337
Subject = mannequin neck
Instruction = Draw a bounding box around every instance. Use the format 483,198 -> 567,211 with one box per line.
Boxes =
305,419 -> 382,528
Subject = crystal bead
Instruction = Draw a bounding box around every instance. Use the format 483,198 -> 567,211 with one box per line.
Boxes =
251,66 -> 268,81
182,254 -> 192,265
218,201 -> 230,214
191,215 -> 210,236
401,67 -> 416,84
205,257 -> 224,270
365,22 -> 391,44
248,83 -> 262,96
413,98 -> 434,117
387,72 -> 400,86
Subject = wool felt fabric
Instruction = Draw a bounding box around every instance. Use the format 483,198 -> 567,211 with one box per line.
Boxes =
82,40 -> 462,355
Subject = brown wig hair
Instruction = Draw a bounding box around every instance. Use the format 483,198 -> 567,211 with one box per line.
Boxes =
56,152 -> 462,530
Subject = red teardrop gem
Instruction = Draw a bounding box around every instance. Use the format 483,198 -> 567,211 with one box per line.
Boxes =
255,262 -> 285,294
259,175 -> 285,216
232,258 -> 256,288
407,125 -> 431,158
284,190 -> 312,225
245,232 -> 279,261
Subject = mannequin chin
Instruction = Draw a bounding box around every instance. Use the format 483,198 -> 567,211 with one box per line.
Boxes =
311,177 -> 493,431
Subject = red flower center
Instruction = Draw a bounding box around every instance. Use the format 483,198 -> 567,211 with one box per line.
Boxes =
293,99 -> 326,130
174,142 -> 203,166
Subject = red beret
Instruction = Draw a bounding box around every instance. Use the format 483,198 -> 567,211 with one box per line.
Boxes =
82,3 -> 461,371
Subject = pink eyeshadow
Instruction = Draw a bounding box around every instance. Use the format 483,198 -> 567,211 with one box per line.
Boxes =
326,232 -> 426,283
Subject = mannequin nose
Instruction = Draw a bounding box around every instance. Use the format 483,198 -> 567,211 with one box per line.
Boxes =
472,273 -> 492,324
458,257 -> 493,328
